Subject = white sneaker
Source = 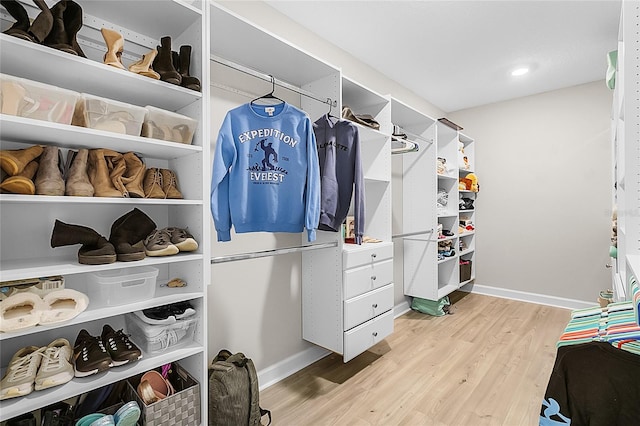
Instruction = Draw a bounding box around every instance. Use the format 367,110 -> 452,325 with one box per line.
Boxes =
35,338 -> 74,391
0,292 -> 46,332
0,345 -> 45,399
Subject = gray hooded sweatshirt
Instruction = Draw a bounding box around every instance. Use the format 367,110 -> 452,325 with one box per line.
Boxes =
313,114 -> 365,244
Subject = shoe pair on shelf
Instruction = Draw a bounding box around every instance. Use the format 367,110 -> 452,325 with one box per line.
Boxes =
0,145 -> 92,196
0,338 -> 74,400
2,0 -> 86,57
74,325 -> 142,378
136,301 -> 196,325
0,288 -> 88,333
144,226 -> 198,257
100,28 -> 200,92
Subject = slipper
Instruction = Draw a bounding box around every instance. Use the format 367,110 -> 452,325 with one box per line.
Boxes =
0,292 -> 46,332
40,289 -> 89,325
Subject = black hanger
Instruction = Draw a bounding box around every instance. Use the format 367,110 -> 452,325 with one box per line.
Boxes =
250,75 -> 285,106
326,98 -> 339,122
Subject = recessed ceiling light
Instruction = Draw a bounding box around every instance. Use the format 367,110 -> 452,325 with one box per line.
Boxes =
511,67 -> 529,76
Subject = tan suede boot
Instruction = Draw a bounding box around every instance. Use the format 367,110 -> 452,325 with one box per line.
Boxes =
65,149 -> 93,196
143,167 -> 165,198
122,152 -> 146,198
0,160 -> 38,194
34,145 -> 65,196
0,145 -> 43,176
87,149 -> 124,197
100,27 -> 125,69
128,48 -> 160,79
160,169 -> 183,199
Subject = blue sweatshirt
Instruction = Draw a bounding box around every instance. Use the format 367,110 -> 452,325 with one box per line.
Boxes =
211,102 -> 320,242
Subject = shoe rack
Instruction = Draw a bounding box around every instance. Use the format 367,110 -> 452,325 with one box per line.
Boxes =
396,98 -> 477,301
611,0 -> 640,301
0,0 -> 209,422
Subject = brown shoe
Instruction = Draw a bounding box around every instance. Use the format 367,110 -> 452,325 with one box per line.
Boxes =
0,145 -> 43,176
121,152 -> 145,198
64,149 -> 93,196
50,219 -> 116,265
100,27 -> 125,69
34,145 -> 65,196
0,160 -> 38,194
143,168 -> 165,198
160,169 -> 182,199
87,149 -> 124,197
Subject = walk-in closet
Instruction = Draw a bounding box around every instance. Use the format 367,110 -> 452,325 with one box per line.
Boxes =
0,1 -> 637,425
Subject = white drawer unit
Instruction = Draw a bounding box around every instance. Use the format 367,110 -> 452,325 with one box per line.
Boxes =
302,239 -> 395,362
344,283 -> 394,330
343,258 -> 393,299
344,310 -> 394,362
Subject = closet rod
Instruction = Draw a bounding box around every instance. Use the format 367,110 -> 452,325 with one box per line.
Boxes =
392,229 -> 434,239
210,55 -> 337,108
211,241 -> 338,264
391,138 -> 419,155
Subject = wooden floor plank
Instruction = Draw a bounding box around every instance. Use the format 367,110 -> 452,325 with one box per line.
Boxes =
260,292 -> 572,425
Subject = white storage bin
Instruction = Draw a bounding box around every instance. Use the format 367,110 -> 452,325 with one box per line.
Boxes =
141,105 -> 197,144
125,312 -> 198,354
72,93 -> 147,136
0,73 -> 79,125
87,266 -> 158,306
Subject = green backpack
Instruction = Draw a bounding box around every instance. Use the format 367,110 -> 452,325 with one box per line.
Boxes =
208,350 -> 271,426
411,296 -> 451,316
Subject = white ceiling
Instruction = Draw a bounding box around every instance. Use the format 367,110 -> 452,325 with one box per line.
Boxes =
265,0 -> 621,112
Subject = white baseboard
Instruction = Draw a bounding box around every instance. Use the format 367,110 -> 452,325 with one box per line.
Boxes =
394,300 -> 411,318
459,283 -> 595,310
258,345 -> 331,391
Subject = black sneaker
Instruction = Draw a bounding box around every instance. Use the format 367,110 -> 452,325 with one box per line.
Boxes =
73,329 -> 112,377
101,324 -> 142,366
170,301 -> 196,319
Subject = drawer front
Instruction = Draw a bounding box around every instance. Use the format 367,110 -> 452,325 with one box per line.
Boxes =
343,242 -> 393,269
343,259 -> 393,300
343,310 -> 394,362
344,283 -> 394,330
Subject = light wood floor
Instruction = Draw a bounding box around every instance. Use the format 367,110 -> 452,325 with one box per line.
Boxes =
260,291 -> 572,426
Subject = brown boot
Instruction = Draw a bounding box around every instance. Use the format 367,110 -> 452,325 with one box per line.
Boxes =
100,27 -> 125,69
0,145 -> 43,176
87,149 -> 124,197
109,208 -> 157,261
177,45 -> 201,92
153,36 -> 181,85
161,169 -> 183,199
50,219 -> 116,264
34,145 -> 65,196
0,160 -> 38,194
43,0 -> 86,57
64,149 -> 93,196
121,152 -> 145,198
128,48 -> 160,79
143,167 -> 165,198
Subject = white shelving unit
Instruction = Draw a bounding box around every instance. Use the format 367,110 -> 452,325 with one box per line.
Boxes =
0,0 -> 209,422
611,0 -> 640,301
397,99 -> 477,301
302,77 -> 394,362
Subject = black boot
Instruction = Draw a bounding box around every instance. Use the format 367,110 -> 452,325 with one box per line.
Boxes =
109,208 -> 156,261
178,45 -> 201,92
44,0 -> 86,57
153,36 -> 181,85
1,0 -> 53,43
51,219 -> 116,264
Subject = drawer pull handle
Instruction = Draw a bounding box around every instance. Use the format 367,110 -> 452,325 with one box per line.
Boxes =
371,253 -> 377,259
372,332 -> 378,337
371,275 -> 377,281
372,303 -> 378,308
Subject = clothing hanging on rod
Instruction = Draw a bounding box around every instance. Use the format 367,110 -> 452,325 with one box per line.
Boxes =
210,101 -> 321,242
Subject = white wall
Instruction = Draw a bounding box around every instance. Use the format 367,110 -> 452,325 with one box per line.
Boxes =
450,81 -> 613,303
